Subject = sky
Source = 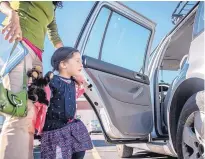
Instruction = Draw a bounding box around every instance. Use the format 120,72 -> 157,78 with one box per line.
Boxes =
0,1 -> 181,84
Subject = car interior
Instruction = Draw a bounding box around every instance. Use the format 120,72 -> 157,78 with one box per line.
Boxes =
156,10 -> 196,134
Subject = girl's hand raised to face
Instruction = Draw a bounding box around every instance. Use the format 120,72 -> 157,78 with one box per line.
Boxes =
74,74 -> 90,90
74,74 -> 85,86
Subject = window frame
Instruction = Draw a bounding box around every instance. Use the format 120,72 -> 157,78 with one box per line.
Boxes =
82,4 -> 153,74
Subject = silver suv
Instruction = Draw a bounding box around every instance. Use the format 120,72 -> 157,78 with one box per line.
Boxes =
76,1 -> 204,158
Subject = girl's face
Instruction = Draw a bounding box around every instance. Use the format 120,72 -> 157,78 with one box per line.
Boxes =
59,52 -> 83,77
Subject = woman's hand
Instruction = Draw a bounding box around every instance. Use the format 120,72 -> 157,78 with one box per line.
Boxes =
2,10 -> 22,43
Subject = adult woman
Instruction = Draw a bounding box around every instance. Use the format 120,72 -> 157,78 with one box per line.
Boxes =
0,1 -> 63,159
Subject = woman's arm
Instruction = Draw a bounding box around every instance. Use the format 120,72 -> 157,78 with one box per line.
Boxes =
47,16 -> 63,49
0,1 -> 22,42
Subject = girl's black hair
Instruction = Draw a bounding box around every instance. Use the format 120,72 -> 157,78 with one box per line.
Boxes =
51,47 -> 79,72
53,1 -> 63,9
51,47 -> 81,85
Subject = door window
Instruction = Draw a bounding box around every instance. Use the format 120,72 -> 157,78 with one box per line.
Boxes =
84,7 -> 151,73
101,12 -> 151,72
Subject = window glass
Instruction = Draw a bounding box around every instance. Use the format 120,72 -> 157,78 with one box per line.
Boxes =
101,12 -> 151,72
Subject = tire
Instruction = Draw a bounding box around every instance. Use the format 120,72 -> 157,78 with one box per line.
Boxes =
116,144 -> 133,158
176,91 -> 205,159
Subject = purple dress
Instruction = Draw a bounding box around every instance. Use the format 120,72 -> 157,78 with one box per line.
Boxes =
40,75 -> 93,159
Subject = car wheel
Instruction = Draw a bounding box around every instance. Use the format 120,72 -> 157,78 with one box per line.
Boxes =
116,144 -> 133,158
176,91 -> 205,159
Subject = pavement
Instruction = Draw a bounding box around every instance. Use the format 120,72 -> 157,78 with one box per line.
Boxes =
33,134 -> 174,159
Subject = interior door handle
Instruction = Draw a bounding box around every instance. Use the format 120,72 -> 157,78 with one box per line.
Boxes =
133,87 -> 143,99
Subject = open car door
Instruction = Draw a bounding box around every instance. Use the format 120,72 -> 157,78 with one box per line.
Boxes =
75,1 -> 156,144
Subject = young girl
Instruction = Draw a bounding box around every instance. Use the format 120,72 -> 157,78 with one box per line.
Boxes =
41,47 -> 93,159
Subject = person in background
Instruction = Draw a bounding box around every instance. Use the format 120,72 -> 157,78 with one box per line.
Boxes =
0,1 -> 63,159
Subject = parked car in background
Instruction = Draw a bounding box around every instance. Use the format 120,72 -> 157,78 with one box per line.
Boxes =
88,119 -> 102,135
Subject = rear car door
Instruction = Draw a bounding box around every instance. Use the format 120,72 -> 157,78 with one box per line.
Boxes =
75,1 -> 156,143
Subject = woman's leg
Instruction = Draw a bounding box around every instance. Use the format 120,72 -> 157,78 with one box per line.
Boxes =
72,151 -> 86,159
0,42 -> 42,159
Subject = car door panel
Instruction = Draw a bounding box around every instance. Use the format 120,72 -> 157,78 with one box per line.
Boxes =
99,74 -> 151,106
83,56 -> 151,106
75,1 -> 156,143
84,56 -> 153,137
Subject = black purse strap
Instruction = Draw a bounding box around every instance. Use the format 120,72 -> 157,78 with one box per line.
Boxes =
0,41 -> 27,90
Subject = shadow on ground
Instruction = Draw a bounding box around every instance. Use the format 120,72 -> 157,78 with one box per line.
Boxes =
131,151 -> 176,159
